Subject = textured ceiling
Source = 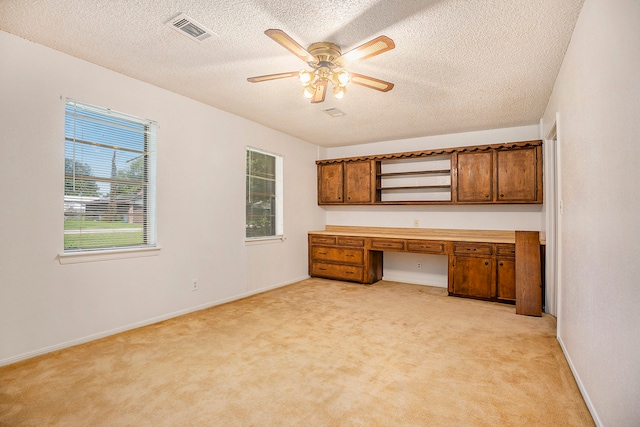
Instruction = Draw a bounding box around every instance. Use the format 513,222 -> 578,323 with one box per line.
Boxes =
0,0 -> 584,147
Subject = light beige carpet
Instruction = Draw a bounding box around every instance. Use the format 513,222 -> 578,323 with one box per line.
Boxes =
0,278 -> 593,426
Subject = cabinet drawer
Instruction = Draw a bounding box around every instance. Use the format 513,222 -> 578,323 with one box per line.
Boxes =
311,262 -> 364,282
337,237 -> 365,247
454,243 -> 493,255
311,246 -> 364,264
496,244 -> 515,257
370,239 -> 405,251
310,235 -> 337,245
406,240 -> 447,254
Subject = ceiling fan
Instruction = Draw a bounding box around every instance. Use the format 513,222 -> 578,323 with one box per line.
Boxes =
247,29 -> 395,103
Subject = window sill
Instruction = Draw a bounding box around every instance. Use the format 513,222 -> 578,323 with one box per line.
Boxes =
58,247 -> 161,264
245,235 -> 286,246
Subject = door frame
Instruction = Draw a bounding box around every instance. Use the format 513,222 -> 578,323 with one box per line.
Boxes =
544,114 -> 562,319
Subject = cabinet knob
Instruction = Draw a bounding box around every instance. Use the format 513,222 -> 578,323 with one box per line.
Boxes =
484,261 -> 489,266
499,262 -> 504,266
500,194 -> 505,198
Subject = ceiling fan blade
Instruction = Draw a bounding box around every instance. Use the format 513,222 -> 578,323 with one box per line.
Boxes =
335,35 -> 395,65
349,73 -> 394,92
247,71 -> 298,83
264,29 -> 315,63
311,80 -> 328,103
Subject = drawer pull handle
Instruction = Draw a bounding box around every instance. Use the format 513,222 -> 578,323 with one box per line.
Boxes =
346,254 -> 354,257
318,267 -> 327,271
346,272 -> 354,275
318,252 -> 327,255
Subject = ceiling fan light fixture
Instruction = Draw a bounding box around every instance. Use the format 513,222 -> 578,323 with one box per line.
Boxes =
299,70 -> 314,85
303,84 -> 315,99
333,86 -> 346,99
335,70 -> 350,87
247,29 -> 395,103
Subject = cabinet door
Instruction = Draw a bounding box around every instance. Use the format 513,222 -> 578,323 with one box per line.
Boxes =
344,161 -> 374,203
451,255 -> 494,298
456,152 -> 493,202
496,257 -> 516,301
318,163 -> 344,204
495,147 -> 539,202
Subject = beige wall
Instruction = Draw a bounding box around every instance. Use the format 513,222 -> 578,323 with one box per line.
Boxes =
0,30 -> 325,365
541,0 -> 640,425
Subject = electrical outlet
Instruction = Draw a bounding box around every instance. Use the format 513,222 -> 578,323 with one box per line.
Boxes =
417,261 -> 422,270
192,279 -> 199,291
413,219 -> 419,227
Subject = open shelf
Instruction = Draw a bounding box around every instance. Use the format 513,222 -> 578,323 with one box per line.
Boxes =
379,169 -> 451,178
377,185 -> 451,191
378,156 -> 452,202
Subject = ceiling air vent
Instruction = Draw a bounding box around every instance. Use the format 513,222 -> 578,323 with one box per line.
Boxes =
322,108 -> 346,118
165,13 -> 216,42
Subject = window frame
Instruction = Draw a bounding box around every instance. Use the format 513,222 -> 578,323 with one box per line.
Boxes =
245,146 -> 284,242
62,99 -> 157,256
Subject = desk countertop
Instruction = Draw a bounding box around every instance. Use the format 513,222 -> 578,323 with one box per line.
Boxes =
310,226 -> 545,244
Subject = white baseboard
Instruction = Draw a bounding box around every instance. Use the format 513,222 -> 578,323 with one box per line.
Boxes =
0,276 -> 309,367
557,335 -> 603,427
381,272 -> 447,288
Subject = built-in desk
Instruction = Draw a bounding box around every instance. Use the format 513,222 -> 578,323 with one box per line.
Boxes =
309,226 -> 543,316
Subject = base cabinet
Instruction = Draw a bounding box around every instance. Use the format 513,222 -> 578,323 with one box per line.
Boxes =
308,235 -> 382,284
309,232 -> 522,307
451,256 -> 494,299
496,244 -> 516,303
448,242 -> 516,303
449,243 -> 495,299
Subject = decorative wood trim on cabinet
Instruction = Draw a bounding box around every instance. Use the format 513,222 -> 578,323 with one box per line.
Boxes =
316,140 -> 543,164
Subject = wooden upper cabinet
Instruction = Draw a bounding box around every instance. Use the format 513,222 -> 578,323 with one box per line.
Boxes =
317,140 -> 542,206
456,151 -> 493,202
318,163 -> 343,204
496,146 -> 541,202
318,160 -> 375,204
344,161 -> 374,203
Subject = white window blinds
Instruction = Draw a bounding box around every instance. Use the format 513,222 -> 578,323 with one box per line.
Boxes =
64,100 -> 157,252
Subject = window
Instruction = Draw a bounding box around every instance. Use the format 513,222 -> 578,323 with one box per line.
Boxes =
64,100 -> 157,252
246,147 -> 283,240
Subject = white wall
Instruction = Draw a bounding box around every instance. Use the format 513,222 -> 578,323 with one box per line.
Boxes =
540,0 -> 640,425
322,125 -> 543,287
0,31 -> 325,365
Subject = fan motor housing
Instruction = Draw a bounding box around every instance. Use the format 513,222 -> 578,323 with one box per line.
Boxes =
307,42 -> 342,66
